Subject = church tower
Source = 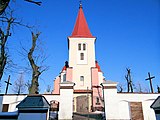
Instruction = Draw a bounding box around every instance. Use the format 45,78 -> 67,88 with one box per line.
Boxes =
52,3 -> 105,112
68,4 -> 96,90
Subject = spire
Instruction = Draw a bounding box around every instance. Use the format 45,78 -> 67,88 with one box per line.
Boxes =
70,2 -> 94,38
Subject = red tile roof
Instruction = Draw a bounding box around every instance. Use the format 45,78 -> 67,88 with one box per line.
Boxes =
62,66 -> 66,71
95,61 -> 102,72
70,5 -> 94,38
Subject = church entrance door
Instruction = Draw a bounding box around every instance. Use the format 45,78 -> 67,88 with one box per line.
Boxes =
76,95 -> 89,112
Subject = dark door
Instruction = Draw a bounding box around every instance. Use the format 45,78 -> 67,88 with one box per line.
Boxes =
76,95 -> 89,112
2,104 -> 9,112
130,102 -> 144,120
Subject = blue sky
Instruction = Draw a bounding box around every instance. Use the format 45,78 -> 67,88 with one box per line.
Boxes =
1,0 -> 160,93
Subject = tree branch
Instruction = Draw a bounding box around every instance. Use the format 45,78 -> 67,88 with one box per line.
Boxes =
0,0 -> 10,15
24,0 -> 42,6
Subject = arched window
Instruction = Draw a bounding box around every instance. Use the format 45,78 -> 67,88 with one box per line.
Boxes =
63,74 -> 66,82
78,43 -> 81,50
83,44 -> 86,50
80,53 -> 84,60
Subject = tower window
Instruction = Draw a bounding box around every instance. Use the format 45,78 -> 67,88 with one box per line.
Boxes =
80,53 -> 84,60
80,76 -> 84,81
83,44 -> 86,50
96,97 -> 100,105
63,74 -> 66,82
96,97 -> 99,103
78,44 -> 81,50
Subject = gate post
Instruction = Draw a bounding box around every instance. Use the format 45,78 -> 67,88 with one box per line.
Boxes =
59,81 -> 75,119
101,81 -> 118,120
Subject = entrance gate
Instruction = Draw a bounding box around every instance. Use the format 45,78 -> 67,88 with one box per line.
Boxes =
76,95 -> 89,112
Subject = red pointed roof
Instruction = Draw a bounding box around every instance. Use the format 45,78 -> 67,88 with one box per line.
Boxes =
95,61 -> 102,72
70,5 -> 94,38
62,66 -> 66,71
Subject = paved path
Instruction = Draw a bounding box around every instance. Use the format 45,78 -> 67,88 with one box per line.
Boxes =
73,112 -> 104,120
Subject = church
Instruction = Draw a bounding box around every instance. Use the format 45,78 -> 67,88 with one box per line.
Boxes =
0,2 -> 159,120
51,3 -> 160,120
52,3 -> 105,112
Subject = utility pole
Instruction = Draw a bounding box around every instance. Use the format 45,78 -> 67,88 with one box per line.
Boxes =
145,72 -> 155,93
5,75 -> 12,94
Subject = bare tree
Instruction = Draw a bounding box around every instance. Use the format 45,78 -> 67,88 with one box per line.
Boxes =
0,9 -> 32,81
24,0 -> 42,6
28,32 -> 47,94
125,68 -> 134,93
25,80 -> 31,93
117,83 -> 124,93
134,82 -> 143,93
132,81 -> 151,93
0,0 -> 42,15
0,0 -> 43,92
0,11 -> 15,81
12,73 -> 26,94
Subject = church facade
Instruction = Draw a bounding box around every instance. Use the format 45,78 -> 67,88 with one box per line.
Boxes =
52,4 -> 105,112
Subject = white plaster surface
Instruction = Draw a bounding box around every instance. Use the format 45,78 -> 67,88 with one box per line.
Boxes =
59,88 -> 73,119
102,83 -> 160,120
0,82 -> 74,120
68,37 -> 96,90
2,95 -> 26,112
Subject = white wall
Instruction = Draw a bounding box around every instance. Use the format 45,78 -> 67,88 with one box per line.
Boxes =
0,82 -> 75,120
2,95 -> 26,112
117,93 -> 158,120
103,83 -> 160,120
0,95 -> 61,112
43,95 -> 60,103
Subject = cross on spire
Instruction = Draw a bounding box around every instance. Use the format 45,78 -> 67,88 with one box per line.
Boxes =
145,72 -> 155,93
5,75 -> 12,94
79,0 -> 82,8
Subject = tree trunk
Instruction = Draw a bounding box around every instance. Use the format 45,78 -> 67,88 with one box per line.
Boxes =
28,32 -> 41,94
